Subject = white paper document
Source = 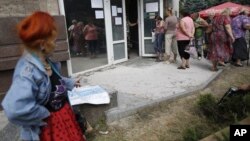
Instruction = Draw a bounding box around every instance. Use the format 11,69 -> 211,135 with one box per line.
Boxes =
117,7 -> 122,13
146,2 -> 158,13
95,10 -> 104,19
112,6 -> 117,16
68,85 -> 110,106
91,0 -> 103,8
115,17 -> 122,25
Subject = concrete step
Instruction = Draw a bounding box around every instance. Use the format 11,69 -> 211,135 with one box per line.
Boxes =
0,88 -> 118,141
0,111 -> 20,141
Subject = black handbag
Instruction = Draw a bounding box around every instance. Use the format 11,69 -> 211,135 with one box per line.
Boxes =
72,106 -> 88,134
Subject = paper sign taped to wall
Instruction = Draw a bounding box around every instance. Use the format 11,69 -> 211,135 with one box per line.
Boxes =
112,6 -> 117,16
146,2 -> 158,13
95,10 -> 104,19
115,17 -> 122,25
91,0 -> 103,8
117,7 -> 122,13
68,85 -> 110,105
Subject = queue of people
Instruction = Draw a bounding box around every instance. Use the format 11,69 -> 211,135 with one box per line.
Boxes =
153,8 -> 250,71
68,18 -> 99,58
1,8 -> 250,141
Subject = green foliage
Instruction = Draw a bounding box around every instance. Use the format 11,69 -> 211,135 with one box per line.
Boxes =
197,92 -> 250,124
215,131 -> 230,141
182,126 -> 202,141
197,94 -> 220,121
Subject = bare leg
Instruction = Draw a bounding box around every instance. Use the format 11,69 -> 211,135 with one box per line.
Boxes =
186,59 -> 190,68
212,61 -> 218,71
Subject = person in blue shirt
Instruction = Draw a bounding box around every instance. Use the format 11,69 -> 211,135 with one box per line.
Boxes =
1,11 -> 86,141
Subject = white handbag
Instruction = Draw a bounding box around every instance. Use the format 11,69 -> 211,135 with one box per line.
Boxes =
151,32 -> 156,43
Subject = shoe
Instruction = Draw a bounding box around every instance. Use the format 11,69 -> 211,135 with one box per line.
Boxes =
177,66 -> 186,69
218,63 -> 225,67
169,59 -> 176,63
165,61 -> 170,64
155,58 -> 161,62
211,67 -> 218,71
198,57 -> 202,60
186,65 -> 190,68
234,64 -> 243,67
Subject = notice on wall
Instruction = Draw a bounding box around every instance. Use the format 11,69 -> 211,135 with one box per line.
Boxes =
95,10 -> 104,19
112,6 -> 117,16
115,17 -> 122,25
68,85 -> 110,105
91,0 -> 103,8
149,12 -> 156,19
146,2 -> 158,13
117,7 -> 122,13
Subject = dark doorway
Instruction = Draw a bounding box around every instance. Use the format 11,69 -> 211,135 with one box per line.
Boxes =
126,0 -> 139,59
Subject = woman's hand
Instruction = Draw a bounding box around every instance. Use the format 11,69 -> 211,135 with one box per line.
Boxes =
74,77 -> 82,87
231,36 -> 235,43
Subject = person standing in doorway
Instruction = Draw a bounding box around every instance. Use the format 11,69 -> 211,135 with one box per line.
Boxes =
83,18 -> 98,58
154,15 -> 165,62
164,7 -> 178,63
176,10 -> 195,69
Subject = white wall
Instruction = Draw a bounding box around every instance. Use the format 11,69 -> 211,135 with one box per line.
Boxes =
172,0 -> 179,17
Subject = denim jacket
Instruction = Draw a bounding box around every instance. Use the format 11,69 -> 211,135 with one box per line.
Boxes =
1,51 -> 75,141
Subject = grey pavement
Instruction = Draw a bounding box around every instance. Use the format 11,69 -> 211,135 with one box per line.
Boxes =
0,56 -> 223,140
80,57 -> 222,123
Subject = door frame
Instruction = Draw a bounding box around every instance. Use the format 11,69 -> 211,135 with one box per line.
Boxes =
106,0 -> 128,64
58,0 -> 127,76
138,0 -> 164,57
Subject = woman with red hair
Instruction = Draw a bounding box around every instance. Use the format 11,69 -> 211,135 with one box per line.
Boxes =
1,11 -> 86,141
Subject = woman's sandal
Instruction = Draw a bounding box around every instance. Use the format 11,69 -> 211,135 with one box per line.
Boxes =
177,66 -> 186,69
185,65 -> 190,68
211,67 -> 218,72
234,64 -> 243,67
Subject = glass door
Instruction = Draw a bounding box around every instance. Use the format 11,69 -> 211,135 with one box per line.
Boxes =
62,0 -> 109,74
140,0 -> 163,56
109,0 -> 128,63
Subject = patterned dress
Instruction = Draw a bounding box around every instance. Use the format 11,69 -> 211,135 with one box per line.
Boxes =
40,70 -> 85,141
231,15 -> 250,61
208,15 -> 232,62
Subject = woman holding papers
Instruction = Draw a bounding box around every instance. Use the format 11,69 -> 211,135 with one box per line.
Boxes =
1,11 -> 87,141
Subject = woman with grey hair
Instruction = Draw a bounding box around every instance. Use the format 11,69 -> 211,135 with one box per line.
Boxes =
231,9 -> 250,67
208,8 -> 235,71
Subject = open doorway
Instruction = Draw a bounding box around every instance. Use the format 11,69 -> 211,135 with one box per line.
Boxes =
126,0 -> 139,59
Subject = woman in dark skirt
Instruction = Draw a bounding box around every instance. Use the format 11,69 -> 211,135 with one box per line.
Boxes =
231,9 -> 250,67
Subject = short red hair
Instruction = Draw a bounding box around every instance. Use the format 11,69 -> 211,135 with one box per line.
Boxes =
17,11 -> 57,48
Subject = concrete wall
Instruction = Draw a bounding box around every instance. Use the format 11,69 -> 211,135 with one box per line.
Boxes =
0,0 -> 59,17
0,0 -> 69,104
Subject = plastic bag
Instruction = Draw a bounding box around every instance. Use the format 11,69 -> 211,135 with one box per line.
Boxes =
152,32 -> 156,43
185,39 -> 198,59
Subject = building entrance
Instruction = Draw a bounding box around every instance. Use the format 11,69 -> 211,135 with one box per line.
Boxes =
125,0 -> 139,59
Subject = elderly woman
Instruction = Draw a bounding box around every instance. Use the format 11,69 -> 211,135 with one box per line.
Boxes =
1,11 -> 86,141
208,8 -> 235,71
176,10 -> 195,69
164,7 -> 178,63
231,9 -> 250,67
